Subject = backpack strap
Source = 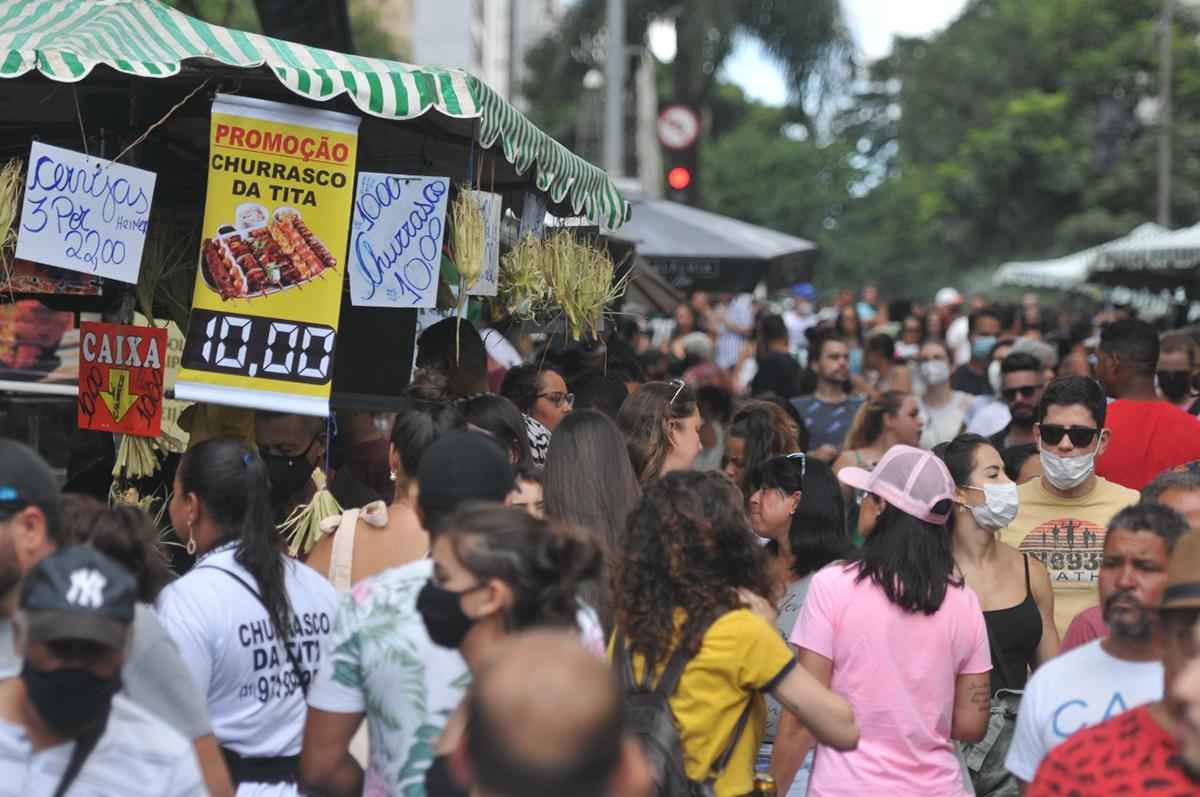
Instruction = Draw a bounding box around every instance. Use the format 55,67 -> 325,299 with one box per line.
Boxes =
708,698 -> 755,780
612,624 -> 715,698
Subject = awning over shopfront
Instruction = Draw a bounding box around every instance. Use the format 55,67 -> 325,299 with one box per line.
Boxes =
0,0 -> 629,228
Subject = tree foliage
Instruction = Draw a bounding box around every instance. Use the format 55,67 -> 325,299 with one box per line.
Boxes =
693,0 -> 1200,295
521,0 -> 851,201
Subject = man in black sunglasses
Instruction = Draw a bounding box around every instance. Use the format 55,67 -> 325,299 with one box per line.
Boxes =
1094,319 -> 1200,491
1000,376 -> 1139,638
990,352 -> 1044,450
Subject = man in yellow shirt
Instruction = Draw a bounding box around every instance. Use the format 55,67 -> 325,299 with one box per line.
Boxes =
1002,376 -> 1139,636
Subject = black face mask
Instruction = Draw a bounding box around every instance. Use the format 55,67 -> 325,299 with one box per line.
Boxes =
1158,370 -> 1192,402
21,662 -> 120,736
416,580 -> 486,649
262,435 -> 320,510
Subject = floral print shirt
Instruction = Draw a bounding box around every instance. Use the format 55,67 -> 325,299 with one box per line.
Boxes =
307,559 -> 469,797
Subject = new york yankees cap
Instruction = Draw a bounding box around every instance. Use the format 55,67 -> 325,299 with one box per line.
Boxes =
20,546 -> 137,650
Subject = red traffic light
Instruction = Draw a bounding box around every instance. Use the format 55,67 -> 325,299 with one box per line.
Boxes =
667,166 -> 692,191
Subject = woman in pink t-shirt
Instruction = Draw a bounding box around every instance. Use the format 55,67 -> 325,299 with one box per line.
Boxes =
771,445 -> 992,796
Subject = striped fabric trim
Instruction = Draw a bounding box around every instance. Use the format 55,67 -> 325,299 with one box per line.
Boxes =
0,0 -> 629,227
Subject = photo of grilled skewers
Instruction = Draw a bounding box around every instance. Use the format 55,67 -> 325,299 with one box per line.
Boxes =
199,207 -> 338,300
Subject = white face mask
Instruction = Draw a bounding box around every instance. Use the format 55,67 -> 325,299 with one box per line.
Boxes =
1039,445 -> 1097,491
965,482 -> 1020,529
920,360 -> 951,386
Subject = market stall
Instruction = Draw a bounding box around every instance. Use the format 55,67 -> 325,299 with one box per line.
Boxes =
993,222 -> 1165,291
0,0 -> 629,488
1089,221 -> 1200,297
606,186 -> 817,293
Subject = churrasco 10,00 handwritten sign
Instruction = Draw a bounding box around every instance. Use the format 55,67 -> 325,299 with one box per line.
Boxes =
349,173 -> 449,308
17,142 -> 156,285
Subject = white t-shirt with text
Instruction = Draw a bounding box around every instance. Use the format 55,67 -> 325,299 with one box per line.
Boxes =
0,694 -> 204,796
1005,639 -> 1162,782
157,544 -> 338,796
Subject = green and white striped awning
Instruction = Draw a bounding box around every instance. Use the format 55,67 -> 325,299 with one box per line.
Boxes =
0,0 -> 629,227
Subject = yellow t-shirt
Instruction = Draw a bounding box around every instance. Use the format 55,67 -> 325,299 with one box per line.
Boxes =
1001,476 -> 1139,636
609,609 -> 797,797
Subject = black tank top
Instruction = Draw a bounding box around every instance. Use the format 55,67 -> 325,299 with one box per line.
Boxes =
982,554 -> 1042,692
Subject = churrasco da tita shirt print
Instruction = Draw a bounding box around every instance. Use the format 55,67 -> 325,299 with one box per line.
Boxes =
309,560 -> 469,797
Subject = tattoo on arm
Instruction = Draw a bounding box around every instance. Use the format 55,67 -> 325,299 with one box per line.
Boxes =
969,682 -> 991,707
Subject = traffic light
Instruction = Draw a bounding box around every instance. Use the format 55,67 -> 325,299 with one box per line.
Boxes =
657,104 -> 699,203
667,167 -> 692,191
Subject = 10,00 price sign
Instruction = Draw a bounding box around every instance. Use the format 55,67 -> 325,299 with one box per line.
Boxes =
181,309 -> 336,386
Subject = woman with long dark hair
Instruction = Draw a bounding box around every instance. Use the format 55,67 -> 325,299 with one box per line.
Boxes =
722,400 -> 803,494
770,445 -> 991,795
418,505 -> 603,797
159,438 -> 339,796
937,435 -> 1058,797
307,399 -> 465,590
746,455 -> 850,796
613,471 -> 858,797
543,409 -> 641,632
617,380 -> 703,484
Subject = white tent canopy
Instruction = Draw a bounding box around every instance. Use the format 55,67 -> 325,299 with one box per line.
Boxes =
994,222 -> 1166,289
1091,221 -> 1200,274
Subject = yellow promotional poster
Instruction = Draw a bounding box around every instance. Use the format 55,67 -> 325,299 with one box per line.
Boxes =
175,94 -> 360,417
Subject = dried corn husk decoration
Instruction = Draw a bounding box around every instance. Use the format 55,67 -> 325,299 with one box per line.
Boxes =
449,187 -> 486,355
278,468 -> 342,558
112,434 -> 162,481
540,232 -> 630,341
0,159 -> 23,283
499,234 -> 551,320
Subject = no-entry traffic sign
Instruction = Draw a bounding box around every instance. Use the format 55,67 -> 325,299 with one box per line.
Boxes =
77,321 -> 167,438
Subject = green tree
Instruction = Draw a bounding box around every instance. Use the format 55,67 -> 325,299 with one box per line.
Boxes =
820,0 -> 1200,294
522,0 -> 852,203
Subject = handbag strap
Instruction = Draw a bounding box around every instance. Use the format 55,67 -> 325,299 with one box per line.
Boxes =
198,566 -> 309,697
328,508 -> 359,593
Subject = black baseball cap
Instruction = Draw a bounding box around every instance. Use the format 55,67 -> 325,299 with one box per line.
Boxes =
0,439 -> 59,520
418,430 -> 515,532
20,546 -> 137,650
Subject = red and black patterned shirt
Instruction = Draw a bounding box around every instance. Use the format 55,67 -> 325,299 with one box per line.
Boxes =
1028,705 -> 1200,796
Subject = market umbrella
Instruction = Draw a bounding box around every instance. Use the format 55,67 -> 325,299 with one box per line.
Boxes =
607,190 -> 817,293
993,222 -> 1166,290
1090,222 -> 1200,296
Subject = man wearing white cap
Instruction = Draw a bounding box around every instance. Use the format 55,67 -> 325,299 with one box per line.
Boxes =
938,288 -> 971,367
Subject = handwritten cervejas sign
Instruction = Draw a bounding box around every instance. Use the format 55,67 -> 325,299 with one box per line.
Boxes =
16,142 -> 156,285
77,322 -> 167,437
349,173 -> 449,308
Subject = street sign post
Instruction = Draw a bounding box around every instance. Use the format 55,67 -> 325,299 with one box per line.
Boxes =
656,105 -> 699,151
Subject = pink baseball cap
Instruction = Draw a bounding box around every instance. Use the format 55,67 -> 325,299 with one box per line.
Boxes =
838,445 -> 957,525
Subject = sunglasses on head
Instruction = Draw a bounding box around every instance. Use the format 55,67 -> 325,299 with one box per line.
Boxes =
668,378 -> 686,405
1038,424 -> 1099,448
1001,385 -> 1041,402
786,452 -> 807,481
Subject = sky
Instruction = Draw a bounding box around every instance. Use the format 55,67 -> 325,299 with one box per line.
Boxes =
717,0 -> 971,105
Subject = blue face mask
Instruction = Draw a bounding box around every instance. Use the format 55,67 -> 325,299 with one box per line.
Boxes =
972,336 -> 997,362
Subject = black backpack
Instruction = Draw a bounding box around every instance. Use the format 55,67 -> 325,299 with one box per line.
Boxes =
614,625 -> 754,797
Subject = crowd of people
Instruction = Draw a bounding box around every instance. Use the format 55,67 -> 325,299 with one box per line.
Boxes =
6,281 -> 1200,795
